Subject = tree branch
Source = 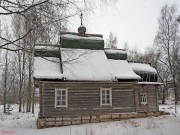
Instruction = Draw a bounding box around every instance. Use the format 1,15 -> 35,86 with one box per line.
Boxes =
0,0 -> 49,15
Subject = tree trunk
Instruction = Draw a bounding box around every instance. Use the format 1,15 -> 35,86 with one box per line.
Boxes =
18,89 -> 21,112
162,88 -> 166,104
22,77 -> 26,113
3,50 -> 8,113
27,56 -> 32,112
32,85 -> 35,114
3,76 -> 7,113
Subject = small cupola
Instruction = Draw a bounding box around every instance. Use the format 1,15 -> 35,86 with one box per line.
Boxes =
78,13 -> 86,36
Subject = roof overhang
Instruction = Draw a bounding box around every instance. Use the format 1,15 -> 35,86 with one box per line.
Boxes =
136,82 -> 163,85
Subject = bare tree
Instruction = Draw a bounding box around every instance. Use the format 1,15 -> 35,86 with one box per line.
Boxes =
0,0 -> 116,51
2,49 -> 8,113
144,48 -> 172,104
154,4 -> 180,109
105,32 -> 118,48
127,45 -> 173,104
1,48 -> 18,113
0,0 -> 48,51
0,0 -> 48,15
0,0 -> 118,114
127,46 -> 145,62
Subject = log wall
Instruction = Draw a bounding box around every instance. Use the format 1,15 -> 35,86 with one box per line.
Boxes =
134,84 -> 159,112
39,82 -> 135,118
38,81 -> 159,119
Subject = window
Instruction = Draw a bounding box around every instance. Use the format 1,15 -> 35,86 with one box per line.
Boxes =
55,88 -> 68,108
35,87 -> 39,97
141,93 -> 147,105
100,88 -> 112,106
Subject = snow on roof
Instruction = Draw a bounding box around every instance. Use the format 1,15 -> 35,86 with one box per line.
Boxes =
34,49 -> 158,81
34,57 -> 63,79
108,60 -> 141,80
137,82 -> 163,85
35,45 -> 59,51
104,49 -> 127,54
129,63 -> 157,73
61,34 -> 103,41
61,48 -> 113,81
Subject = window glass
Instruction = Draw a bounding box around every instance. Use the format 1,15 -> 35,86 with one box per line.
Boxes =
55,89 -> 67,107
101,89 -> 111,106
140,93 -> 147,105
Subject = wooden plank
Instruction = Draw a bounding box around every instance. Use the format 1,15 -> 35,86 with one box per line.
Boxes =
39,81 -> 137,117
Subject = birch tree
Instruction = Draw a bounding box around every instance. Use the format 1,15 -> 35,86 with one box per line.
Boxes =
1,0 -> 118,114
105,32 -> 118,48
154,4 -> 180,107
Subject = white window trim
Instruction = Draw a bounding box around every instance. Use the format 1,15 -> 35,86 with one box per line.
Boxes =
141,93 -> 147,105
100,88 -> 112,106
55,88 -> 68,108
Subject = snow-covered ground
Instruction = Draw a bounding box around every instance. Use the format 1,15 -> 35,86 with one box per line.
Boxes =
0,103 -> 180,135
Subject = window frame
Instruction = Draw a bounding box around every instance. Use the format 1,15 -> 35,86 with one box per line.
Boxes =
100,88 -> 112,106
55,88 -> 68,108
140,93 -> 148,105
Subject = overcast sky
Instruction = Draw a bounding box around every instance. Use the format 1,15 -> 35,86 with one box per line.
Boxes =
69,0 -> 180,52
